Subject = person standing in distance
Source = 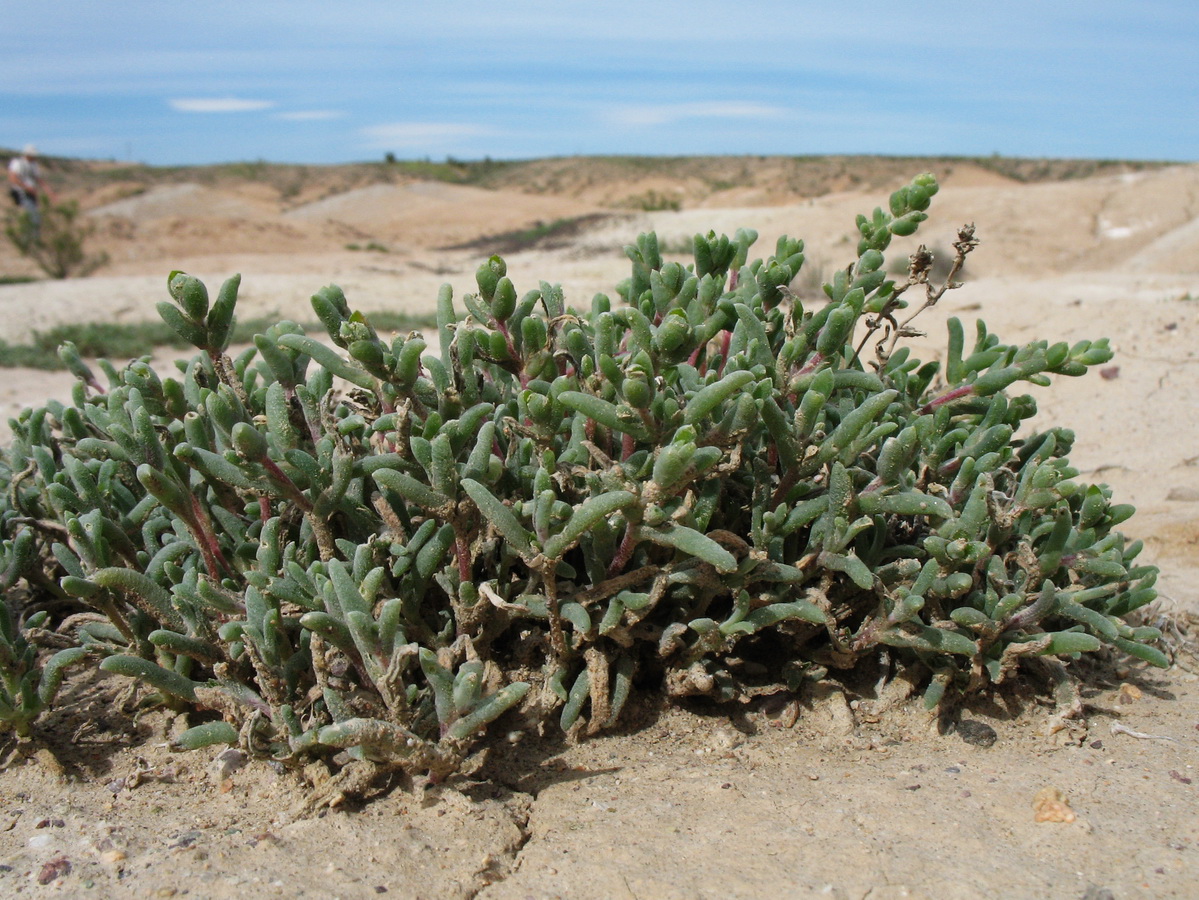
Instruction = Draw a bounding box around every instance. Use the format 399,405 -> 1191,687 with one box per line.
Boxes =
8,144 -> 56,238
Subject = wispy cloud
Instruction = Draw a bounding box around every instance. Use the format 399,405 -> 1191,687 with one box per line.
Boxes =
605,102 -> 787,129
274,110 -> 344,121
169,98 -> 276,114
359,122 -> 497,150
4,1 -> 1195,163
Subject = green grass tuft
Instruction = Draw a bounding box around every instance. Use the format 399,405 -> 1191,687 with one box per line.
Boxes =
0,311 -> 436,369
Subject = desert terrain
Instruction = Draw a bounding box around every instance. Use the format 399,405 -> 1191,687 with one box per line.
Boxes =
0,153 -> 1197,898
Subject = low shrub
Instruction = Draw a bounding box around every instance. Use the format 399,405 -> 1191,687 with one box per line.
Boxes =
4,201 -> 109,279
0,175 -> 1164,795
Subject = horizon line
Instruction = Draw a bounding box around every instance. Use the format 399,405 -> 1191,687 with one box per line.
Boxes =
1,148 -> 1192,169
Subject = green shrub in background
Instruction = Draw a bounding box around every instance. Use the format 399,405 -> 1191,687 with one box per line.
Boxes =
0,311 -> 436,371
4,201 -> 109,280
0,175 -> 1165,794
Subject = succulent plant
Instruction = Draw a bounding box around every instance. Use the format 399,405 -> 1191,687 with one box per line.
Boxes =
0,531 -> 88,737
0,174 -> 1165,785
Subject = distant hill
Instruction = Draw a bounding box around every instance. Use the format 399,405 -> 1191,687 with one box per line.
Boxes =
1,150 -> 1179,213
4,149 -> 1195,287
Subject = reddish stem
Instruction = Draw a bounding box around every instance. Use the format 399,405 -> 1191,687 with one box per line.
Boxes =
717,331 -> 732,375
189,494 -> 233,578
797,351 -> 825,377
607,522 -> 639,578
454,532 -> 472,582
922,384 -> 975,413
260,457 -> 313,512
495,319 -> 516,355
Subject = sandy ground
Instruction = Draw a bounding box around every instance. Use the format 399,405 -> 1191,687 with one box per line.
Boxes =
1,162 -> 1198,898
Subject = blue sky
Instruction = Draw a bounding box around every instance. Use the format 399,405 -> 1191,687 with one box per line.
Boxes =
2,1 -> 1196,165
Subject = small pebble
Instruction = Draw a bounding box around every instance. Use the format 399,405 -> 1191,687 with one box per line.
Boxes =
210,748 -> 248,782
957,719 -> 998,748
167,830 -> 202,850
1117,682 -> 1143,703
37,856 -> 70,885
1032,787 -> 1076,823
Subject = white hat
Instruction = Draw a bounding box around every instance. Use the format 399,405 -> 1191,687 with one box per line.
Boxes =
22,144 -> 37,156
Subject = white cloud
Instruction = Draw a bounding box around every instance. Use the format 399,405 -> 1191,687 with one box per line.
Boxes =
169,97 -> 275,113
359,122 -> 496,149
605,102 -> 787,129
274,110 -> 345,121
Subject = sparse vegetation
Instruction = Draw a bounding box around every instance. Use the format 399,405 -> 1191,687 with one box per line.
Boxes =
621,189 -> 682,212
657,236 -> 696,256
443,214 -> 615,255
0,310 -> 435,370
4,201 -> 109,279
